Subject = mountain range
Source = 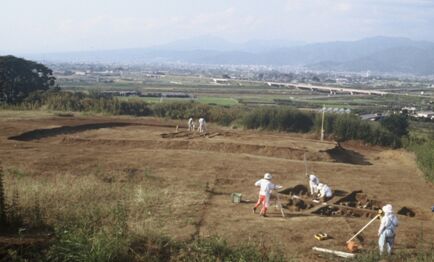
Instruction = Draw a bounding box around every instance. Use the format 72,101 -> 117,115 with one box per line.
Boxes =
15,36 -> 434,75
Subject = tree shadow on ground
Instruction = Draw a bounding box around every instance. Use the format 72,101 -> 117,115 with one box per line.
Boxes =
323,144 -> 372,165
8,122 -> 138,141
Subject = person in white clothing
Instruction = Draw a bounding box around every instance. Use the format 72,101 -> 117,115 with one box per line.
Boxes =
253,173 -> 282,217
378,204 -> 398,255
307,172 -> 319,196
198,117 -> 207,133
316,183 -> 333,202
188,118 -> 194,132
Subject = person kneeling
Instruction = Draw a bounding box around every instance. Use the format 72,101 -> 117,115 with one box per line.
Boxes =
316,183 -> 333,202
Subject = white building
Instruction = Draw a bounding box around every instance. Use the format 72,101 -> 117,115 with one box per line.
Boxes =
415,111 -> 434,119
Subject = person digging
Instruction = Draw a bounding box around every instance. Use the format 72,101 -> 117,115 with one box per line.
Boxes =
316,183 -> 333,202
253,173 -> 282,217
378,204 -> 398,256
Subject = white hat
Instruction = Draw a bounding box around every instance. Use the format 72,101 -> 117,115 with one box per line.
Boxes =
264,173 -> 272,180
382,204 -> 393,214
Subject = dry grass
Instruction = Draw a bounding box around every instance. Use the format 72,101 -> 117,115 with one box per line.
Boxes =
3,167 -> 172,235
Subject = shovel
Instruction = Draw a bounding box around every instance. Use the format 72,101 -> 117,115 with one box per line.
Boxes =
346,214 -> 380,252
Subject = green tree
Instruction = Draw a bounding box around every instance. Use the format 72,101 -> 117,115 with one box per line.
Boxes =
381,114 -> 409,137
0,55 -> 56,104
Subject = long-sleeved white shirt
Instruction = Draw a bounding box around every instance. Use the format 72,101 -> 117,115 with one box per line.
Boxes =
318,184 -> 332,198
378,213 -> 398,235
254,179 -> 281,197
309,175 -> 319,195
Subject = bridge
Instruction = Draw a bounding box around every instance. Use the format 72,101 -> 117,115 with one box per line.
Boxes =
267,82 -> 388,96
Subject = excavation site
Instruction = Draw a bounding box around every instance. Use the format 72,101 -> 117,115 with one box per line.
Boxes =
1,115 -> 433,261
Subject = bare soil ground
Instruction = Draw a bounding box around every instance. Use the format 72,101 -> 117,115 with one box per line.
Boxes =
0,112 -> 433,261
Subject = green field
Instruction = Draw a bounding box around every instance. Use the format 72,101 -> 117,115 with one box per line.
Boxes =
57,73 -> 433,111
116,95 -> 239,106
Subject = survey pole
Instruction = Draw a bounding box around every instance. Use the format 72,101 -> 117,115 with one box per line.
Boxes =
321,105 -> 325,142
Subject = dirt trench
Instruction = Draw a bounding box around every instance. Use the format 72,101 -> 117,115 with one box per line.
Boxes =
279,186 -> 417,219
8,122 -> 375,166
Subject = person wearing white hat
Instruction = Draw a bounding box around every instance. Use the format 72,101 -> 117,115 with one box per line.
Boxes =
316,183 -> 333,202
378,204 -> 399,255
253,173 -> 282,217
307,172 -> 319,196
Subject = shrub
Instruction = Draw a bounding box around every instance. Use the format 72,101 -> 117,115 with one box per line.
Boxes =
242,107 -> 314,133
381,114 -> 409,137
408,140 -> 434,182
325,114 -> 401,148
0,168 -> 6,226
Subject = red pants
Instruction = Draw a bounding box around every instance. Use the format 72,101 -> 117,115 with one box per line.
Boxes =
254,195 -> 268,215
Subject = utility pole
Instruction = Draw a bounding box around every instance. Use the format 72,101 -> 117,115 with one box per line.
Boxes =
321,105 -> 325,142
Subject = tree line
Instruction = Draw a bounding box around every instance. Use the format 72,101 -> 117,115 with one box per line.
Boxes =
1,55 -> 409,148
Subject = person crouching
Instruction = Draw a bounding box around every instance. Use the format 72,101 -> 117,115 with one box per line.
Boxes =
253,173 -> 282,217
316,183 -> 333,202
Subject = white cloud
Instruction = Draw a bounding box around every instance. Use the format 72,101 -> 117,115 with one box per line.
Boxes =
2,0 -> 434,53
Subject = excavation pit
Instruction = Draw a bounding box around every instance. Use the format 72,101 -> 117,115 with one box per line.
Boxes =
335,190 -> 384,211
278,184 -> 308,196
397,207 -> 416,217
277,188 -> 413,219
312,205 -> 377,218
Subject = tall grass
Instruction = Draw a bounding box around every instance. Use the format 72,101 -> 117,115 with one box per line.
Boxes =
46,202 -> 131,262
1,167 -> 287,261
243,106 -> 314,132
406,132 -> 434,183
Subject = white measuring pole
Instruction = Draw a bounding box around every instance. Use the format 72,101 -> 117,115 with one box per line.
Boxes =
320,104 -> 325,142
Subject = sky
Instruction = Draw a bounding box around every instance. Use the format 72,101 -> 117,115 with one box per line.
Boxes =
1,0 -> 434,53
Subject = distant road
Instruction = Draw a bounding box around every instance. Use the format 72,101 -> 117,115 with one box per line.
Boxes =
265,82 -> 388,96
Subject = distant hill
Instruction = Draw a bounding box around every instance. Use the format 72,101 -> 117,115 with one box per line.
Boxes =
23,36 -> 434,75
308,46 -> 434,75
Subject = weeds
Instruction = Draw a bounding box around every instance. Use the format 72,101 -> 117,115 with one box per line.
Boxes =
352,223 -> 434,262
46,204 -> 131,262
0,168 -> 6,226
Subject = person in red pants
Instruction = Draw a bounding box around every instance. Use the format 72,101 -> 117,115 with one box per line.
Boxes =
253,173 -> 282,217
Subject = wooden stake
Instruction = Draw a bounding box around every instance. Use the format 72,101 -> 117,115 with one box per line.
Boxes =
278,194 -> 285,217
312,247 -> 355,258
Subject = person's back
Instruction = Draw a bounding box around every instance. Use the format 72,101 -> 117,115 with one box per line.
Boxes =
188,118 -> 194,131
255,178 -> 276,197
321,184 -> 332,197
253,173 -> 282,217
378,204 -> 398,255
198,118 -> 206,132
380,212 -> 398,234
